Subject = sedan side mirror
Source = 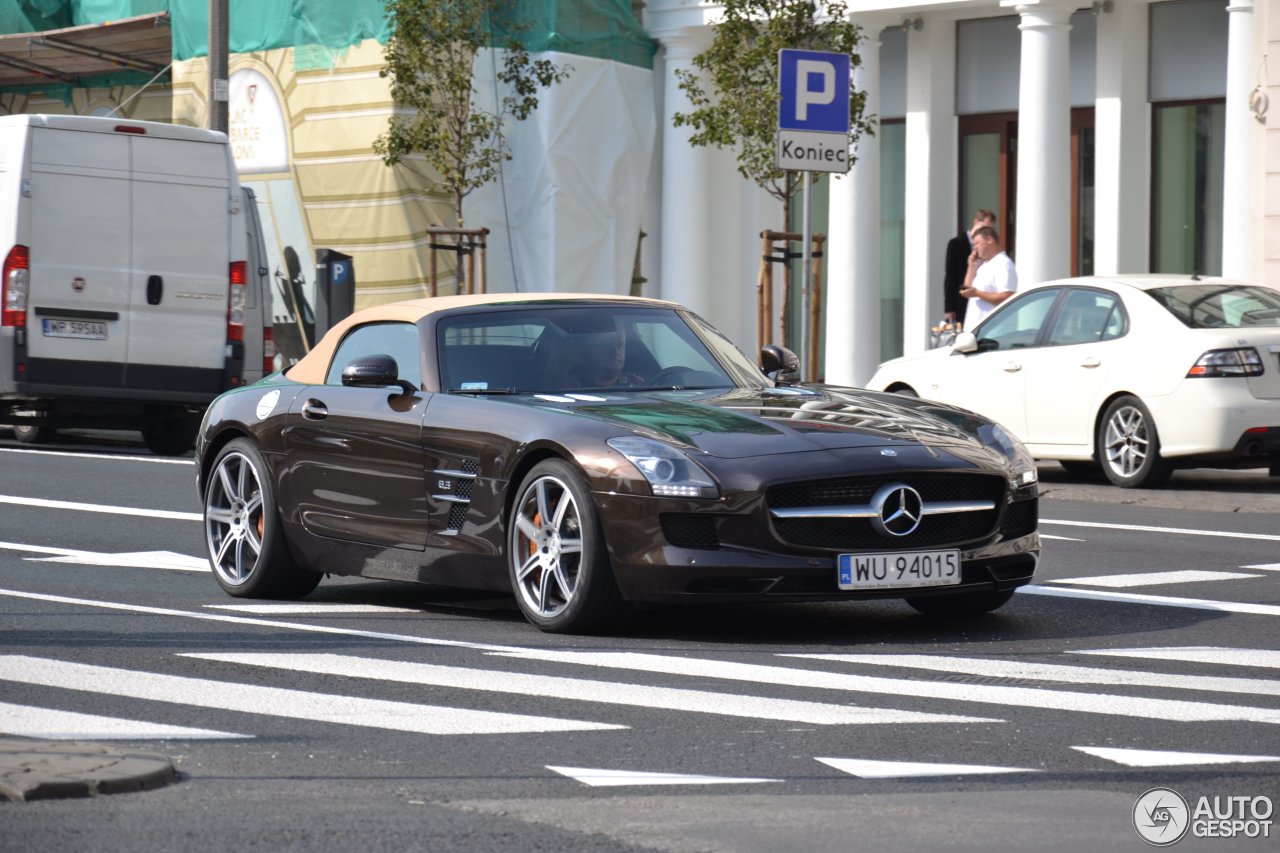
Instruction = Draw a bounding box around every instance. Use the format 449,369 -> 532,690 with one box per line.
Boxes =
760,344 -> 802,385
952,331 -> 978,353
342,354 -> 416,395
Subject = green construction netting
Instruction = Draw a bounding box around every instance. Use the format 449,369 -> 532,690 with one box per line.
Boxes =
0,0 -> 655,71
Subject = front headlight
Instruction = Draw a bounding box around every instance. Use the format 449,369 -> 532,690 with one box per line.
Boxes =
607,437 -> 719,499
978,422 -> 1038,486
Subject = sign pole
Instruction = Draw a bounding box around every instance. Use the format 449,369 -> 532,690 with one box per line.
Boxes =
801,170 -> 812,373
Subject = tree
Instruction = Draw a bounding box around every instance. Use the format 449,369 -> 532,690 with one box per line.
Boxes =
673,0 -> 870,226
374,1 -> 570,226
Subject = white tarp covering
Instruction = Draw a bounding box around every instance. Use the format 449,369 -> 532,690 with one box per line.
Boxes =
467,50 -> 655,296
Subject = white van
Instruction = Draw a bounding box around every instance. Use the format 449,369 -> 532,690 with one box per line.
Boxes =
0,114 -> 267,455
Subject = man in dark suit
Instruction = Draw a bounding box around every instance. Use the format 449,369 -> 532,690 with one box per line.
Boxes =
943,209 -> 996,323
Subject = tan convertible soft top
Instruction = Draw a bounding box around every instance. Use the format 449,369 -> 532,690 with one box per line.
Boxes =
284,292 -> 674,385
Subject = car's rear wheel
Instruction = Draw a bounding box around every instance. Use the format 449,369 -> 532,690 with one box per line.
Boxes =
508,459 -> 628,633
905,589 -> 1014,616
13,423 -> 54,444
888,384 -> 918,398
204,437 -> 319,599
1098,396 -> 1172,488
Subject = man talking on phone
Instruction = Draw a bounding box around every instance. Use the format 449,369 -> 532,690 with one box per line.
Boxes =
959,226 -> 1017,331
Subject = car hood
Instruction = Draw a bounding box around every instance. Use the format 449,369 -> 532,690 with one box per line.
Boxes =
511,386 -> 1001,460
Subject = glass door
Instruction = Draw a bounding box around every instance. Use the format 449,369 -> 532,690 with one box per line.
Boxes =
959,113 -> 1017,257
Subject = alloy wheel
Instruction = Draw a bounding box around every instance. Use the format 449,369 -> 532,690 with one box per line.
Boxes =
205,451 -> 264,588
1103,404 -> 1150,478
511,475 -> 584,618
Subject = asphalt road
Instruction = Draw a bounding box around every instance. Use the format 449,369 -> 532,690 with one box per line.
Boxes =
1,430 -> 1278,852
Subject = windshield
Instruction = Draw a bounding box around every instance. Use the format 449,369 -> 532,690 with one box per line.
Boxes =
1147,284 -> 1280,329
436,305 -> 750,394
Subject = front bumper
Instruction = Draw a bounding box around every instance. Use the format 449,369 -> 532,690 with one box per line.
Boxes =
595,489 -> 1040,604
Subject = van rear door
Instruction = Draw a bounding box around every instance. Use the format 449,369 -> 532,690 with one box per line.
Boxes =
24,126 -> 131,388
126,133 -> 231,398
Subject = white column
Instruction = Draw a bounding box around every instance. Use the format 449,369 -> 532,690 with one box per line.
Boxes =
1011,1 -> 1073,287
1093,0 -> 1150,275
655,31 -> 713,316
903,19 -> 956,355
826,24 -> 882,387
1222,0 -> 1256,280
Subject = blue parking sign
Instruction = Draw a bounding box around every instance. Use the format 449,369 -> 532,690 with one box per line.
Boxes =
778,49 -> 851,134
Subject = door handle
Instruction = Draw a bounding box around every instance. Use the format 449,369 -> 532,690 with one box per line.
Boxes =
1003,362 -> 1022,373
301,400 -> 328,420
146,275 -> 163,305
1080,357 -> 1101,368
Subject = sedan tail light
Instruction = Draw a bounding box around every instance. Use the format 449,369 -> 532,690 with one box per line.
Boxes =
1187,347 -> 1263,378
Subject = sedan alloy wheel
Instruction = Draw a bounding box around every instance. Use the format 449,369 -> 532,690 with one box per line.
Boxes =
1099,396 -> 1172,488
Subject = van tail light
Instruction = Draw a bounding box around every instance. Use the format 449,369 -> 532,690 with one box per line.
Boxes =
227,261 -> 246,342
263,325 -> 276,373
1,244 -> 30,327
1187,347 -> 1263,378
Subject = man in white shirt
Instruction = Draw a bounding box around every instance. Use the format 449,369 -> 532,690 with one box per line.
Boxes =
960,226 -> 1017,330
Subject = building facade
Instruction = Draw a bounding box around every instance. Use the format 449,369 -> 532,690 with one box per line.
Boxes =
0,1 -> 1270,387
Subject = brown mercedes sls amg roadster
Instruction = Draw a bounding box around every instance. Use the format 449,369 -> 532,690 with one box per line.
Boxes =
195,293 -> 1039,633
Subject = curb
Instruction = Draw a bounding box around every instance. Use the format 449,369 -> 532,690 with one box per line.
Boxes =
0,739 -> 178,802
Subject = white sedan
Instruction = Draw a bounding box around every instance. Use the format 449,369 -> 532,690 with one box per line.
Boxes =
867,275 -> 1280,487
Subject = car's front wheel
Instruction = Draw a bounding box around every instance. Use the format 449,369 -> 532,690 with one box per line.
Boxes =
508,459 -> 628,633
204,437 -> 319,599
905,589 -> 1014,616
1097,396 -> 1172,488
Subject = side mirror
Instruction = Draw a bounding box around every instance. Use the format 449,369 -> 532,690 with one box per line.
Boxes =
342,354 -> 416,395
952,331 -> 978,353
760,344 -> 802,385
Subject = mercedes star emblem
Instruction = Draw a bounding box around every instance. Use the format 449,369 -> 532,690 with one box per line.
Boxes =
870,483 -> 924,537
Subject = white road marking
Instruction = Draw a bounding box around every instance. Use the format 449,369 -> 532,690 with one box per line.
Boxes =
0,446 -> 192,464
784,653 -> 1280,698
1074,647 -> 1280,670
1073,746 -> 1280,768
0,701 -> 249,740
204,603 -> 421,614
1243,563 -> 1280,572
182,652 -> 994,726
0,495 -> 200,521
1019,584 -> 1280,616
817,757 -> 1036,779
1049,570 -> 1261,588
0,655 -> 622,736
1042,518 -> 1280,542
546,766 -> 780,787
26,549 -> 209,572
486,648 -> 1280,724
1040,534 -> 1084,541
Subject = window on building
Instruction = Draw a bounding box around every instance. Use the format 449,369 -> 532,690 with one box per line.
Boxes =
1151,101 -> 1225,275
880,119 -> 905,362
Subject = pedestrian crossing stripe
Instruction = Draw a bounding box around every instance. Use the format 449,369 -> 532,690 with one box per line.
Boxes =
486,647 -> 1280,724
1073,646 -> 1280,670
181,652 -> 997,727
0,655 -> 622,736
817,757 -> 1036,779
0,701 -> 249,741
1072,746 -> 1280,768
783,653 -> 1280,698
1018,584 -> 1280,616
547,766 -> 780,787
1049,570 -> 1261,588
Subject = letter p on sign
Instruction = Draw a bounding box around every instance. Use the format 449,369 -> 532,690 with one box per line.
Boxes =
795,60 -> 835,121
